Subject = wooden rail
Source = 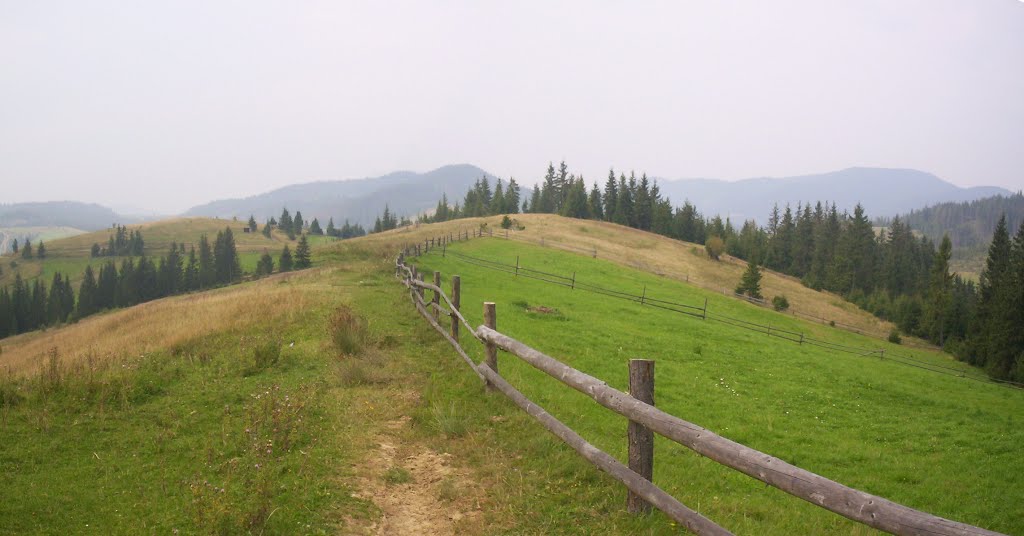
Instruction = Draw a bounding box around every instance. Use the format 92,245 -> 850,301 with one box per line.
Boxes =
396,240 -> 1006,536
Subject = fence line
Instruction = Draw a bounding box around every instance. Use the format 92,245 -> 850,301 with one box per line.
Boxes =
425,241 -> 1021,389
394,247 -> 1006,536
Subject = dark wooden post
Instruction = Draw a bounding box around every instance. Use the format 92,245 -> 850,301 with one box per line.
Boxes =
484,302 -> 497,391
432,271 -> 441,320
450,275 -> 461,340
416,273 -> 425,302
442,241 -> 446,257
571,272 -> 576,290
627,359 -> 655,514
515,256 -> 519,277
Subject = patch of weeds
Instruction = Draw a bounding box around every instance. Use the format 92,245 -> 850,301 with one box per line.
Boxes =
383,467 -> 412,485
693,343 -> 704,357
337,356 -> 390,387
526,305 -> 567,321
329,305 -> 368,356
431,400 -> 467,438
437,477 -> 459,502
241,336 -> 282,375
510,300 -> 529,310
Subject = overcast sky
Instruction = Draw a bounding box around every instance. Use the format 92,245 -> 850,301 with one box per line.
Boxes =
2,1 -> 1023,214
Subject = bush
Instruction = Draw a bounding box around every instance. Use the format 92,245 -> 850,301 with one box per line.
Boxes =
500,215 -> 512,229
329,305 -> 368,356
888,329 -> 902,345
704,236 -> 725,261
772,295 -> 790,312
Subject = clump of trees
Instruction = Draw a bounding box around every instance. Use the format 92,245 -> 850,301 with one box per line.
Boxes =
257,209 -> 366,240
91,225 -> 145,257
1,227 -> 243,340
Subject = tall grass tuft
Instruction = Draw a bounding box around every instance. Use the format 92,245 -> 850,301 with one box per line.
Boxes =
328,305 -> 368,356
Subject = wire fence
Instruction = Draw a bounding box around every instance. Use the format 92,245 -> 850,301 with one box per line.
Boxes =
414,239 -> 1023,390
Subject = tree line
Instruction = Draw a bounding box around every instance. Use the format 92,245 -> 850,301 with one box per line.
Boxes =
424,161 -> 1024,382
10,238 -> 48,259
0,227 -> 242,340
254,208 -> 367,240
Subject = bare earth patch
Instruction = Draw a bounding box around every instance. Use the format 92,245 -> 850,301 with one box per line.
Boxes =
344,420 -> 482,535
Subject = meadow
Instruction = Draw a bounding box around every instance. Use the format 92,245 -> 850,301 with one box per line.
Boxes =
1,215 -> 1020,535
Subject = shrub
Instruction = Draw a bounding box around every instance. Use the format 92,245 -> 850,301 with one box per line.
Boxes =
704,236 -> 725,261
252,339 -> 281,370
772,295 -> 790,312
329,305 -> 368,356
888,329 -> 902,345
383,467 -> 412,485
500,215 -> 512,229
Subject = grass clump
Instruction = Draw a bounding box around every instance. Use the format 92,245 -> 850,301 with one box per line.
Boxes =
430,400 -> 467,438
329,305 -> 368,356
383,466 -> 412,485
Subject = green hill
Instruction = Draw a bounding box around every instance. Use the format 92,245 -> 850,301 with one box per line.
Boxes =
1,214 -> 1019,534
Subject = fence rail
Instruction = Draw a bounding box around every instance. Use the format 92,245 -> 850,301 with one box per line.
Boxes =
395,240 -> 1007,536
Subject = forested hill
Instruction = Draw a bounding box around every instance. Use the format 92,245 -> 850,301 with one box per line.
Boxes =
882,193 -> 1024,250
184,164 -> 495,227
0,201 -> 136,231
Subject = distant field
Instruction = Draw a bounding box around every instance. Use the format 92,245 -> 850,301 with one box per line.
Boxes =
0,226 -> 86,254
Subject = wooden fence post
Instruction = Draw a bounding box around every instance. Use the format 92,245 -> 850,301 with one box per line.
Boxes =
515,256 -> 520,277
442,241 -> 446,257
627,359 -> 655,514
416,273 -> 425,302
433,271 -> 441,320
450,275 -> 461,340
484,302 -> 498,391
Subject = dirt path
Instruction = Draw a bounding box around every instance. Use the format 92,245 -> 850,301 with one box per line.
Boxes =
344,418 -> 483,535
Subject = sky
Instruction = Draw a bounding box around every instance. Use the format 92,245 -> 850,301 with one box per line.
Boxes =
1,0 -> 1023,214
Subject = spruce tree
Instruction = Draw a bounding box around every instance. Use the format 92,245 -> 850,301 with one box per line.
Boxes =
213,227 -> 242,284
262,221 -> 273,238
11,239 -> 17,254
21,239 -> 32,259
36,241 -> 46,259
247,215 -> 258,232
183,246 -> 199,291
588,182 -> 604,220
326,217 -> 337,237
735,260 -> 764,299
279,245 -> 294,272
506,179 -> 521,214
198,234 -> 215,288
309,218 -> 323,235
279,208 -> 293,233
294,234 -> 312,269
293,211 -> 305,236
256,250 -> 275,276
921,235 -> 954,345
964,215 -> 1012,371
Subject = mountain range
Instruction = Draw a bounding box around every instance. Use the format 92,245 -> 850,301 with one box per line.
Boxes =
2,166 -> 1014,236
655,167 -> 1012,224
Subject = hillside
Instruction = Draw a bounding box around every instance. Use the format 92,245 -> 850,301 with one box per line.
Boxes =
0,201 -> 139,231
656,167 -> 1011,224
0,217 -> 324,289
184,164 -> 496,227
1,214 -> 1020,534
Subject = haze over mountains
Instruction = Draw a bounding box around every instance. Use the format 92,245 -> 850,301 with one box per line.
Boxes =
2,166 -> 1013,237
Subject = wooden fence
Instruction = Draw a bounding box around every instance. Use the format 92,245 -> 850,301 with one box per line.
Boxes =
394,238 -> 1005,536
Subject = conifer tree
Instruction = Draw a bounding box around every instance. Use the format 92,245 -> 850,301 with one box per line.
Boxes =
11,239 -> 17,254
36,241 -> 46,259
735,260 -> 764,299
198,234 -> 215,288
293,211 -> 305,236
262,220 -> 273,238
294,234 -> 312,269
309,218 -> 323,235
279,208 -> 293,233
183,246 -> 199,291
964,215 -> 1012,369
922,234 -> 954,345
279,245 -> 294,272
506,179 -> 521,214
326,217 -> 337,237
256,250 -> 275,277
213,227 -> 242,284
21,239 -> 32,259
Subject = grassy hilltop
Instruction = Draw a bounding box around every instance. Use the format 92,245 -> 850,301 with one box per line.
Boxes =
0,214 -> 1020,535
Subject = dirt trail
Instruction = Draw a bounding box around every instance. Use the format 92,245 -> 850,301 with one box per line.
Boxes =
344,418 -> 482,535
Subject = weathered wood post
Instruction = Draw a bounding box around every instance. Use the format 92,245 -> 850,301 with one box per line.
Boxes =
484,302 -> 498,391
442,241 -> 446,257
416,273 -> 425,303
450,275 -> 461,340
627,359 -> 655,514
432,271 -> 441,320
515,256 -> 519,277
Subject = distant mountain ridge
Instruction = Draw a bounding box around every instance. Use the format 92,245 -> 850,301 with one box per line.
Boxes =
184,164 -> 495,227
655,167 -> 1011,224
0,201 -> 138,231
885,193 -> 1024,250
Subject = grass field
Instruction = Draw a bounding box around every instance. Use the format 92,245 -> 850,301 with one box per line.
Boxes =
1,215 -> 1020,535
403,235 -> 1023,534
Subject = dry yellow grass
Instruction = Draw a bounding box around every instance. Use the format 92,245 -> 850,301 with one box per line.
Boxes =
0,269 -> 330,376
351,214 -> 899,339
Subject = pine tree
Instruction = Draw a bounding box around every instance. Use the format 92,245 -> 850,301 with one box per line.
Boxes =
506,179 -> 521,214
309,218 -> 323,235
21,239 -> 32,259
736,260 -> 763,299
293,211 -> 305,236
963,215 -> 1012,371
256,250 -> 275,276
613,175 -> 633,226
247,215 -> 258,232
490,179 -> 506,215
262,220 -> 273,238
588,182 -> 604,220
326,217 -> 337,237
634,174 -> 652,230
603,169 -> 618,222
921,235 -> 954,345
36,241 -> 46,259
279,245 -> 294,272
183,246 -> 199,291
197,234 -> 215,288
11,239 -> 17,254
295,234 -> 312,269
279,208 -> 293,233
213,227 -> 242,284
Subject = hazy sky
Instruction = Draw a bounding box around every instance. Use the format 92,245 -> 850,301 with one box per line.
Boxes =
2,1 -> 1023,214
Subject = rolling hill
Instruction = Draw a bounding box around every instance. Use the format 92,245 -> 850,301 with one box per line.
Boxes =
183,164 -> 497,227
1,213 -> 1020,534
